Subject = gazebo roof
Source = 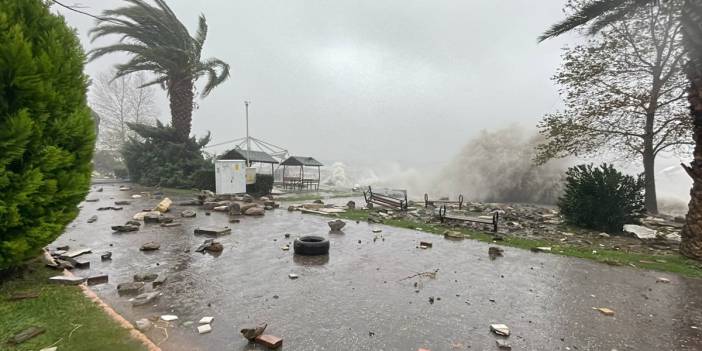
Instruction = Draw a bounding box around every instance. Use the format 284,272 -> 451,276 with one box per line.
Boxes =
281,156 -> 323,167
219,148 -> 278,164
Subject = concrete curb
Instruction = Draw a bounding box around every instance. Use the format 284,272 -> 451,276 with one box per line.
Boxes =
64,270 -> 161,351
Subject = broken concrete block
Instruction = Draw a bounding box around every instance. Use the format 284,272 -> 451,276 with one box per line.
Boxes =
153,274 -> 167,287
496,339 -> 512,350
181,210 -> 197,218
61,248 -> 92,258
131,291 -> 160,306
140,241 -> 160,251
48,276 -> 85,285
87,215 -> 98,223
160,315 -> 178,321
656,277 -> 671,284
199,316 -> 214,324
133,273 -> 159,282
419,241 -> 433,248
112,225 -> 139,232
490,323 -> 510,336
488,246 -> 504,259
117,281 -> 144,295
86,274 -> 108,286
205,242 -> 223,253
255,334 -> 283,349
288,273 -> 299,279
198,324 -> 212,334
245,207 -> 265,216
64,257 -> 90,269
101,252 -> 112,261
115,200 -> 131,205
194,227 -> 231,236
213,205 -> 229,212
372,228 -> 382,233
623,224 -> 657,239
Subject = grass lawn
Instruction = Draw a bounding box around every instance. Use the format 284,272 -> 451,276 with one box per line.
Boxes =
0,260 -> 147,351
335,209 -> 702,279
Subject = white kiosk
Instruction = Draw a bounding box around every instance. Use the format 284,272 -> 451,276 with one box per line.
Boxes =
214,160 -> 247,194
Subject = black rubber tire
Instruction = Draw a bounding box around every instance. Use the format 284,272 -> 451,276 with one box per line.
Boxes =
293,235 -> 330,256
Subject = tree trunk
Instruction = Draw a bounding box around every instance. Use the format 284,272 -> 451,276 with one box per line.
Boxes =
642,149 -> 658,214
168,77 -> 194,141
681,73 -> 702,260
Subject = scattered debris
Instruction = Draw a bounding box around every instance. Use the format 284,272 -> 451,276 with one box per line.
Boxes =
496,339 -> 512,350
488,246 -> 504,260
288,273 -> 299,279
490,323 -> 510,336
160,315 -> 178,322
98,206 -> 123,211
101,252 -> 112,261
87,215 -> 98,223
530,246 -> 552,253
131,194 -> 142,199
443,231 -> 464,240
347,200 -> 356,209
131,291 -> 160,306
86,274 -> 109,286
241,323 -> 268,340
119,185 -> 131,191
281,245 -> 290,251
199,317 -> 214,324
372,228 -> 382,233
62,248 -> 92,258
656,277 -> 671,284
198,324 -> 212,334
48,276 -> 85,285
195,239 -> 223,253
599,233 -> 610,238
245,207 -> 265,216
140,241 -> 160,251
594,307 -> 615,316
117,282 -> 145,295
115,200 -> 131,205
399,269 -> 439,281
255,334 -> 283,349
160,222 -> 182,227
419,241 -> 433,248
328,219 -> 346,231
126,220 -> 141,227
6,291 -> 40,301
194,227 -> 232,236
85,198 -> 99,202
112,225 -> 139,232
134,273 -> 159,282
97,187 -> 104,192
623,224 -> 657,240
8,326 -> 45,345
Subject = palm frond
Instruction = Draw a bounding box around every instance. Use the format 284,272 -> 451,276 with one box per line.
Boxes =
197,58 -> 230,96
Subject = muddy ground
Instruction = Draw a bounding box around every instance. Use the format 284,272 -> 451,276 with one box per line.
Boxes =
53,184 -> 702,350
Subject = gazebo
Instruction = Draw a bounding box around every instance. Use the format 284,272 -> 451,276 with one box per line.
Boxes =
219,148 -> 278,174
280,156 -> 323,191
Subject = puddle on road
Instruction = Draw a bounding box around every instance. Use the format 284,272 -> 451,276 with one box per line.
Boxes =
55,184 -> 702,350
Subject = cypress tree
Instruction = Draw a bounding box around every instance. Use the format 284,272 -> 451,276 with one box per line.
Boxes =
0,0 -> 95,269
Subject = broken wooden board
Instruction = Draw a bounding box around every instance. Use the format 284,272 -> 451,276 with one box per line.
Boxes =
8,326 -> 44,345
48,276 -> 85,285
317,208 -> 346,214
299,208 -> 335,216
194,227 -> 232,236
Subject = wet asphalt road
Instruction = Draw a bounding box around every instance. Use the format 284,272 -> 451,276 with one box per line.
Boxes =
53,184 -> 702,351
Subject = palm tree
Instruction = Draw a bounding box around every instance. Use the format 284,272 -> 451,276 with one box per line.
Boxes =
89,0 -> 230,141
540,0 -> 702,260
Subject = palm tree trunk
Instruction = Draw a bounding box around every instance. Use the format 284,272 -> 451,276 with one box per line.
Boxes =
681,72 -> 702,260
168,77 -> 194,141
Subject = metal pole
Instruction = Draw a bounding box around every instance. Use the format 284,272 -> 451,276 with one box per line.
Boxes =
244,101 -> 251,166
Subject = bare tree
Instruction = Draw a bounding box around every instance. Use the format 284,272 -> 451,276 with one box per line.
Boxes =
536,0 -> 690,214
90,71 -> 158,151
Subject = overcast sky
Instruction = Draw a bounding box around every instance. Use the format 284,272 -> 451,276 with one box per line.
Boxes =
55,0 -> 571,168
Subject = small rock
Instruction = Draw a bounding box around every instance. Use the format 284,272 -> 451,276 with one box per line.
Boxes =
594,307 -> 615,316
101,252 -> 112,261
241,323 -> 268,341
530,246 -> 552,253
87,215 -> 98,223
135,318 -> 152,332
313,199 -> 324,204
656,277 -> 671,284
346,200 -> 356,209
117,281 -> 145,295
255,334 -> 283,349
160,315 -> 178,321
111,225 -> 139,232
281,245 -> 290,251
205,242 -> 224,253
199,316 -> 214,324
328,219 -> 346,231
490,323 -> 510,336
289,273 -> 299,279
140,241 -> 160,251
419,241 -> 433,248
496,339 -> 512,350
372,228 -> 382,233
284,233 -> 291,238
160,222 -> 182,227
115,200 -> 131,205
245,207 -> 265,216
198,324 -> 212,334
599,233 -> 610,238
126,220 -> 141,227
488,246 -> 504,259
153,274 -> 168,287
86,274 -> 109,286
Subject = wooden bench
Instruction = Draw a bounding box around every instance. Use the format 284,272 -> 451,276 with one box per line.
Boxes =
425,193 -> 464,210
363,186 -> 408,211
437,205 -> 499,232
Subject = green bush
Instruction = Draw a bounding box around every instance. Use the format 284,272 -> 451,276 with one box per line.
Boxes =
558,163 -> 644,233
0,0 -> 95,269
192,168 -> 215,191
122,121 -> 210,188
247,174 -> 274,197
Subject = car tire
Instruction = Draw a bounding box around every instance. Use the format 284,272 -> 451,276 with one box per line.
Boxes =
293,235 -> 330,256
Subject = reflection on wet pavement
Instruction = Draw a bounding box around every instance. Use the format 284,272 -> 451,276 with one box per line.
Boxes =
55,184 -> 702,350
